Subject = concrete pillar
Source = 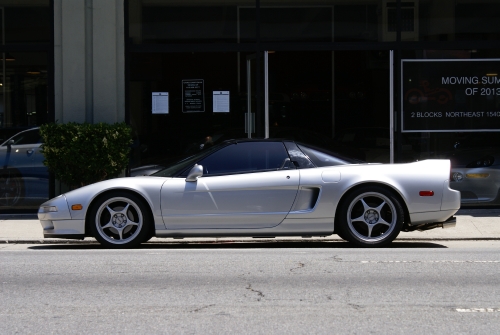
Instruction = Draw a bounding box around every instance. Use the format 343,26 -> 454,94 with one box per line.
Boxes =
92,0 -> 125,124
53,0 -> 125,124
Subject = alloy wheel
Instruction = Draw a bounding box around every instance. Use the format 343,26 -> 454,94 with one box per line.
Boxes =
94,197 -> 144,245
346,192 -> 398,243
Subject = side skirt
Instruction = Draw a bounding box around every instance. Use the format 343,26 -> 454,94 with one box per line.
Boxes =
156,218 -> 335,238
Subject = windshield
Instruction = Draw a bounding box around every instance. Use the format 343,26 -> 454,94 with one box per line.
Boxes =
151,142 -> 229,177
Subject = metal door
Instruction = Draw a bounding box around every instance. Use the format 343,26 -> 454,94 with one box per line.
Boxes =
161,169 -> 299,230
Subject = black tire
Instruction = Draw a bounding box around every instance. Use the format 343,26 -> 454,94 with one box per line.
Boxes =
0,170 -> 24,207
338,186 -> 404,247
89,191 -> 152,248
334,223 -> 351,242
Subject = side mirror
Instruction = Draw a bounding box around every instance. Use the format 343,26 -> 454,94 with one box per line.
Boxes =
186,164 -> 203,182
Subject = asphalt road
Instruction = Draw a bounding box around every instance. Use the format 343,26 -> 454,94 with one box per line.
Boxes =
1,241 -> 500,334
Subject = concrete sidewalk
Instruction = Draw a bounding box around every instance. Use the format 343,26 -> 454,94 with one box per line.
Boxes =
1,209 -> 500,244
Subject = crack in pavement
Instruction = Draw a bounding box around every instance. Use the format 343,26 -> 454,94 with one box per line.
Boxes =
246,284 -> 265,301
290,262 -> 305,272
190,304 -> 215,313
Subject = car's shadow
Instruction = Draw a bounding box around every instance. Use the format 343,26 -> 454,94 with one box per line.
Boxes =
27,240 -> 448,250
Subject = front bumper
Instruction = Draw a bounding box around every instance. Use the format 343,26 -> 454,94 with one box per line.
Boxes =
40,219 -> 86,239
38,195 -> 85,239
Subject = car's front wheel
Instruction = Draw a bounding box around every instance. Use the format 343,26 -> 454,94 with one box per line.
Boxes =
0,170 -> 24,207
89,192 -> 152,248
338,186 -> 404,247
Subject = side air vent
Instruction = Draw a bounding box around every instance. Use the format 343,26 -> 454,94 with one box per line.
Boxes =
291,187 -> 321,212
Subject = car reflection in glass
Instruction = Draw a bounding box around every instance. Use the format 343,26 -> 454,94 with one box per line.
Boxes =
444,147 -> 500,207
0,127 -> 48,208
0,127 -> 166,208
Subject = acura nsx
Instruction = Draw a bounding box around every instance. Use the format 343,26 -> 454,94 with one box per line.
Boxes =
38,139 -> 460,248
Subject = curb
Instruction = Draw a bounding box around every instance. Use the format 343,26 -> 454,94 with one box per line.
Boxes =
2,237 -> 500,245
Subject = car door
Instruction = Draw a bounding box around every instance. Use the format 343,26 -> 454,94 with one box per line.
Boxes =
2,129 -> 41,176
161,141 -> 300,229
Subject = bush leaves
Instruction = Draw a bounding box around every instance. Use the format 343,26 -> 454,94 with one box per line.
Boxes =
40,122 -> 132,188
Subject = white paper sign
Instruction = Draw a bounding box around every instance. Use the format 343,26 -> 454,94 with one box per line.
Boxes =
152,92 -> 169,114
213,91 -> 230,113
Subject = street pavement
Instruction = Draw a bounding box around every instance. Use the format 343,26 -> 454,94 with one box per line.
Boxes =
1,208 -> 500,244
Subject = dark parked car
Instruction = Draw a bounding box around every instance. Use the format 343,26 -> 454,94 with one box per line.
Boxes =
444,147 -> 500,206
0,128 -> 48,207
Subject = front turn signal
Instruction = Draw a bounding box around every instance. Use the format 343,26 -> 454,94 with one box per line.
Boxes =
465,173 -> 489,179
71,204 -> 83,210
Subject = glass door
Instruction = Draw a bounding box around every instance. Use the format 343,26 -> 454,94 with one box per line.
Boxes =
264,50 -> 391,163
245,51 -> 270,138
245,54 -> 256,138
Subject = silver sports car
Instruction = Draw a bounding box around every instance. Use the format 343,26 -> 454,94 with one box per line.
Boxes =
38,139 -> 460,248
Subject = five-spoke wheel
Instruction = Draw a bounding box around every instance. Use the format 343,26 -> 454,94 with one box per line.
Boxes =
338,186 -> 404,247
89,192 -> 151,248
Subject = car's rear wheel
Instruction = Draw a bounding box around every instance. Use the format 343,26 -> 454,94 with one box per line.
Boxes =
89,192 -> 152,248
338,186 -> 404,247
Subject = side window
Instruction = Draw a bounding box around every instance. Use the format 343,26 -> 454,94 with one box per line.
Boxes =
198,142 -> 289,175
10,129 -> 41,145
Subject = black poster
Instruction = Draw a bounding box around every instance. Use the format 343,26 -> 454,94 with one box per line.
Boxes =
182,79 -> 205,113
401,59 -> 500,132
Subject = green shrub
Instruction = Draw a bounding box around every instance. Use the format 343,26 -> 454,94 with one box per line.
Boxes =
40,122 -> 132,188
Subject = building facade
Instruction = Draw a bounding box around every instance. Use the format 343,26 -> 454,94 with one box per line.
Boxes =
1,0 -> 500,212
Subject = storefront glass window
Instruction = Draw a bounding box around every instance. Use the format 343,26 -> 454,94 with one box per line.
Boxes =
403,0 -> 500,42
247,6 -> 333,43
255,1 -> 394,43
455,1 -> 500,41
129,0 -> 401,44
0,0 -> 51,212
129,52 -> 249,168
333,3 -> 382,42
401,49 -> 500,206
0,0 -> 51,44
128,49 -> 390,168
128,0 -> 256,44
127,0 -> 500,208
0,51 -> 49,212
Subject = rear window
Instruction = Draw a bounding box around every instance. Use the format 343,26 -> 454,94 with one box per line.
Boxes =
297,144 -> 355,167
